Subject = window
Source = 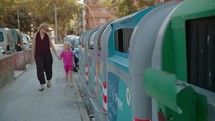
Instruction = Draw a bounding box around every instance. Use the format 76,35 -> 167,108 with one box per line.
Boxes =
18,34 -> 21,41
6,30 -> 13,42
114,28 -> 133,53
186,16 -> 215,92
99,19 -> 106,24
0,32 -> 3,42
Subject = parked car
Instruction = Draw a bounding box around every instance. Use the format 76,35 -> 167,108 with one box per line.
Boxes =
0,27 -> 15,54
73,36 -> 79,49
0,46 -> 5,55
26,34 -> 32,48
63,35 -> 77,49
11,29 -> 23,51
22,33 -> 31,48
64,35 -> 76,42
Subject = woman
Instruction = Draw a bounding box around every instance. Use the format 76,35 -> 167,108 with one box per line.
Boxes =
31,23 -> 58,91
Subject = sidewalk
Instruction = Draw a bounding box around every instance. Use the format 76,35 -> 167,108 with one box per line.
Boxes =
0,44 -> 90,121
15,64 -> 32,79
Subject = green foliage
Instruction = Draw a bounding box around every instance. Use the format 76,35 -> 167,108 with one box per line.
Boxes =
27,0 -> 81,33
0,0 -> 81,34
5,6 -> 32,33
136,0 -> 155,8
118,0 -> 137,17
0,0 -> 16,26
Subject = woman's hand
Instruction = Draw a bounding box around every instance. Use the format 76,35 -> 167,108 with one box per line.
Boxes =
58,56 -> 61,60
31,57 -> 35,62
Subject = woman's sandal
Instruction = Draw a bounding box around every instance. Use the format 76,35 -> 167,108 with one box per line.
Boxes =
47,83 -> 51,88
39,87 -> 44,91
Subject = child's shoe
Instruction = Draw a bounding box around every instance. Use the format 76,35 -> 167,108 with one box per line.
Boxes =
70,84 -> 73,88
65,81 -> 70,87
69,81 -> 73,88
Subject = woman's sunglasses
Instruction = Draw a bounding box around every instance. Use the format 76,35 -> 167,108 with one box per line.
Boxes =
44,28 -> 49,32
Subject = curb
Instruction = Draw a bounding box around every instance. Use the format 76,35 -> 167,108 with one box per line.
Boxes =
74,73 -> 91,121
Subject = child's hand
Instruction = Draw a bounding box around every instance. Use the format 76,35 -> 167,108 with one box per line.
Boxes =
58,56 -> 61,60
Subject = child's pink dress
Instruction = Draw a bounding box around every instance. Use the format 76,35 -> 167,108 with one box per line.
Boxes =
60,50 -> 74,73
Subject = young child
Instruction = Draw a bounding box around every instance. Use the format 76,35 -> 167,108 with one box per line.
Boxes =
59,42 -> 75,87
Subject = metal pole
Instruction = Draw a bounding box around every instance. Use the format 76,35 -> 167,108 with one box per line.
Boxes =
84,3 -> 96,28
78,0 -> 85,32
17,10 -> 20,30
75,19 -> 78,35
82,8 -> 85,31
55,5 -> 58,43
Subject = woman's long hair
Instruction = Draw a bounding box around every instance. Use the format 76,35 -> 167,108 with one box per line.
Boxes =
38,23 -> 49,32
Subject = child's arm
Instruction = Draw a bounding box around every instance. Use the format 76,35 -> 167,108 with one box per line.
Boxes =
58,51 -> 63,60
58,56 -> 62,60
49,35 -> 58,58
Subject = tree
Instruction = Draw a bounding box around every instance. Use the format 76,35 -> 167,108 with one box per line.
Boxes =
5,6 -> 32,33
118,0 -> 137,17
0,0 -> 36,32
26,0 -> 81,41
0,0 -> 81,38
0,0 -> 16,26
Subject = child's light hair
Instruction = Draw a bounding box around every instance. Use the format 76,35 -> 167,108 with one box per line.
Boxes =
64,42 -> 70,50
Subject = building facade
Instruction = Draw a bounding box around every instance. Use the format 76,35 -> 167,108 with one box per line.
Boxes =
84,0 -> 116,30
